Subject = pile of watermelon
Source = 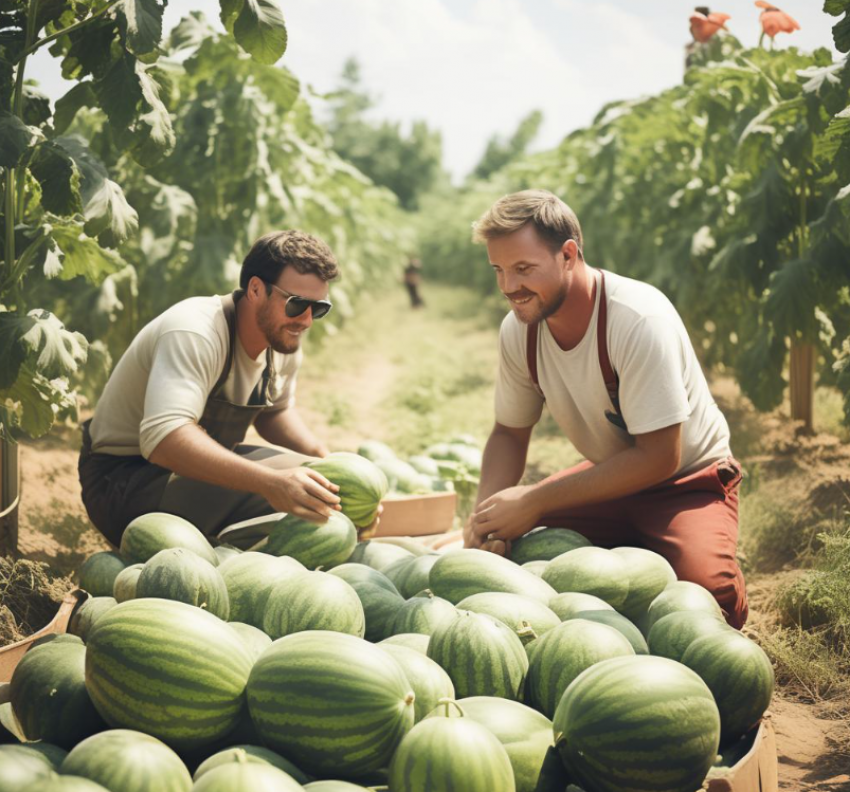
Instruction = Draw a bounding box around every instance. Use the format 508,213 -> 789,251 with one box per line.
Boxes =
1,506 -> 773,791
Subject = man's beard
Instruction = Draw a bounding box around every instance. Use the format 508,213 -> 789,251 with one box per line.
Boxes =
509,284 -> 567,325
257,303 -> 305,354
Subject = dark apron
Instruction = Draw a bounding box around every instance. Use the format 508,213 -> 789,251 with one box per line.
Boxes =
78,291 -> 275,545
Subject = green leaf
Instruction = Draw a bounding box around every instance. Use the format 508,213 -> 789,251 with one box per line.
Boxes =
0,311 -> 36,389
797,63 -> 845,97
22,84 -> 52,127
60,17 -> 118,82
0,111 -> 38,168
0,363 -> 78,438
19,309 -> 88,380
53,82 -> 97,135
233,0 -> 287,65
94,53 -> 143,132
765,258 -> 821,340
824,0 -> 850,52
49,220 -> 126,282
131,64 -> 175,163
117,0 -> 163,55
28,139 -> 83,214
220,0 -> 243,33
170,10 -> 217,52
738,326 -> 787,412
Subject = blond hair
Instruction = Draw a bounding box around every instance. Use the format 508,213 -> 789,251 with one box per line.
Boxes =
472,190 -> 584,256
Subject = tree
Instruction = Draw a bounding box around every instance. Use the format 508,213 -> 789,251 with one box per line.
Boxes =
471,109 -> 544,182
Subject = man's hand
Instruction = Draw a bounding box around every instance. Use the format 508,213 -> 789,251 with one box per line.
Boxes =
469,484 -> 540,546
260,467 -> 341,522
357,504 -> 384,541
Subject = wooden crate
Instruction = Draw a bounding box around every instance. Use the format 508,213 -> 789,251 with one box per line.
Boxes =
374,491 -> 457,537
706,718 -> 778,792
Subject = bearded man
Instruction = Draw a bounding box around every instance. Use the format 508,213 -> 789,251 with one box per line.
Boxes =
465,190 -> 747,628
79,230 -> 346,547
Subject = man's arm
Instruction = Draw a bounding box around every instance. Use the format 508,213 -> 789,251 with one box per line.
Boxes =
254,407 -> 329,457
470,422 -> 682,545
148,423 -> 340,521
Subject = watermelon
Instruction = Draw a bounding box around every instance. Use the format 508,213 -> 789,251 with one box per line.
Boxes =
388,701 -> 515,792
305,453 -> 389,528
456,593 -> 560,644
383,554 -> 440,598
375,458 -> 431,493
390,591 -> 457,636
407,455 -> 441,477
611,546 -> 677,623
509,528 -> 591,565
542,547 -> 629,608
213,545 -> 242,564
329,563 -> 401,593
380,643 -> 455,722
425,697 -> 553,792
526,619 -> 634,718
68,597 -> 117,642
247,630 -> 415,777
430,550 -> 556,605
59,729 -> 191,792
85,599 -> 253,750
521,561 -> 548,578
427,611 -> 528,700
553,655 -> 721,792
0,745 -> 59,792
304,783 -> 371,791
357,440 -> 396,461
78,552 -> 127,597
120,512 -> 218,567
136,548 -> 230,619
20,775 -> 110,791
194,746 -> 309,784
112,563 -> 143,603
191,760 -> 303,791
681,631 -> 774,745
229,622 -> 273,660
380,633 -> 430,654
329,563 -> 404,641
647,610 -> 733,663
10,638 -> 105,749
568,610 -> 649,654
426,443 -> 483,474
218,551 -> 304,628
548,592 -> 614,620
264,511 -> 357,570
641,580 -> 725,637
262,570 -> 365,639
348,540 -> 414,571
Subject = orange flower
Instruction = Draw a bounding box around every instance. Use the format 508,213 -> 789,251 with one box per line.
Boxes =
755,1 -> 800,38
690,11 -> 731,44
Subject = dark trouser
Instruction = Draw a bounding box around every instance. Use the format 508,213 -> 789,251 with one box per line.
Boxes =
536,456 -> 748,629
78,422 -> 289,546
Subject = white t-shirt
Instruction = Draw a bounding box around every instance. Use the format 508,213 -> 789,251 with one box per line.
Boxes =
495,269 -> 731,477
90,295 -> 301,458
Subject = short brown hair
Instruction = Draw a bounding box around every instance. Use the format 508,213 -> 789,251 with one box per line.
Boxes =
239,230 -> 340,289
472,190 -> 584,256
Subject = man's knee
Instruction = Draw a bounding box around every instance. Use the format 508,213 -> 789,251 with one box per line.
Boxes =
675,559 -> 748,629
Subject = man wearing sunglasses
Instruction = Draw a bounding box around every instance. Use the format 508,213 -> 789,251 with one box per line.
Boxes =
78,230 -> 350,547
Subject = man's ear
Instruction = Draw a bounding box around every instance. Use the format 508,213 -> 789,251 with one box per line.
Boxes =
561,239 -> 579,268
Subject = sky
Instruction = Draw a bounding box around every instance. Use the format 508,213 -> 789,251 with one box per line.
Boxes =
27,0 -> 842,180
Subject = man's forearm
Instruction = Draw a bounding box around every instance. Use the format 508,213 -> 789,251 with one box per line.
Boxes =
476,429 -> 531,506
254,407 -> 328,457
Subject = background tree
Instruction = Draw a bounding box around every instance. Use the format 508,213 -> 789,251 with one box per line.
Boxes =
471,109 -> 543,182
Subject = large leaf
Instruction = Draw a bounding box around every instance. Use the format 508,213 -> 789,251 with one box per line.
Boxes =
95,53 -> 143,132
59,17 -> 117,82
0,111 -> 39,168
131,64 -> 175,163
22,85 -> 52,127
18,309 -> 88,380
170,10 -> 217,52
220,0 -> 243,33
824,0 -> 850,53
117,0 -> 163,55
738,326 -> 787,412
53,82 -> 98,135
49,220 -> 126,282
765,258 -> 821,340
0,363 -> 78,438
0,311 -> 36,389
28,139 -> 83,214
233,0 -> 287,65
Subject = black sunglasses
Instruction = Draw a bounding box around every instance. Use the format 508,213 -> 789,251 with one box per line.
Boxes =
264,281 -> 333,320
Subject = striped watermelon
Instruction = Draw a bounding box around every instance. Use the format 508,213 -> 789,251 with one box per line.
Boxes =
548,592 -> 614,620
78,552 -> 127,597
569,610 -> 649,654
509,528 -> 591,565
193,746 -> 309,784
380,633 -> 430,654
246,631 -> 415,777
611,547 -> 677,623
641,580 -> 725,637
383,554 -> 440,598
521,561 -> 548,578
357,440 -> 396,461
85,599 -> 253,750
647,611 -> 733,663
681,632 -> 774,745
430,550 -> 556,605
347,540 -> 414,571
553,655 -> 721,792
375,458 -> 431,493
228,622 -> 273,660
120,512 -> 218,567
456,593 -> 560,644
329,562 -> 404,641
262,570 -> 365,639
135,548 -> 229,619
427,611 -> 528,700
59,729 -> 191,792
388,701 -> 515,792
264,511 -> 357,570
19,776 -> 110,791
304,783 -> 371,791
0,745 -> 61,792
329,562 -> 400,593
390,591 -> 458,636
218,551 -> 305,628
425,697 -> 553,792
191,761 -> 303,791
112,563 -> 143,603
542,547 -> 629,609
526,619 -> 634,718
380,644 -> 455,722
9,638 -> 105,749
305,453 -> 389,528
68,597 -> 117,643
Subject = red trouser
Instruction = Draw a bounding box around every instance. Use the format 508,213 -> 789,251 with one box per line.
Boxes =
536,456 -> 748,629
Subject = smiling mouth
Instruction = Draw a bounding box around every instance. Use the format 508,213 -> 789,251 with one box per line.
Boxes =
507,294 -> 534,305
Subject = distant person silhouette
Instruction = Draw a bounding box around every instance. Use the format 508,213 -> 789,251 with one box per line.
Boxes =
404,258 -> 425,308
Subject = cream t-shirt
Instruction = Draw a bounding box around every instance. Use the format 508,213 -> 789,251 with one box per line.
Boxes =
495,269 -> 731,477
90,295 -> 301,458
